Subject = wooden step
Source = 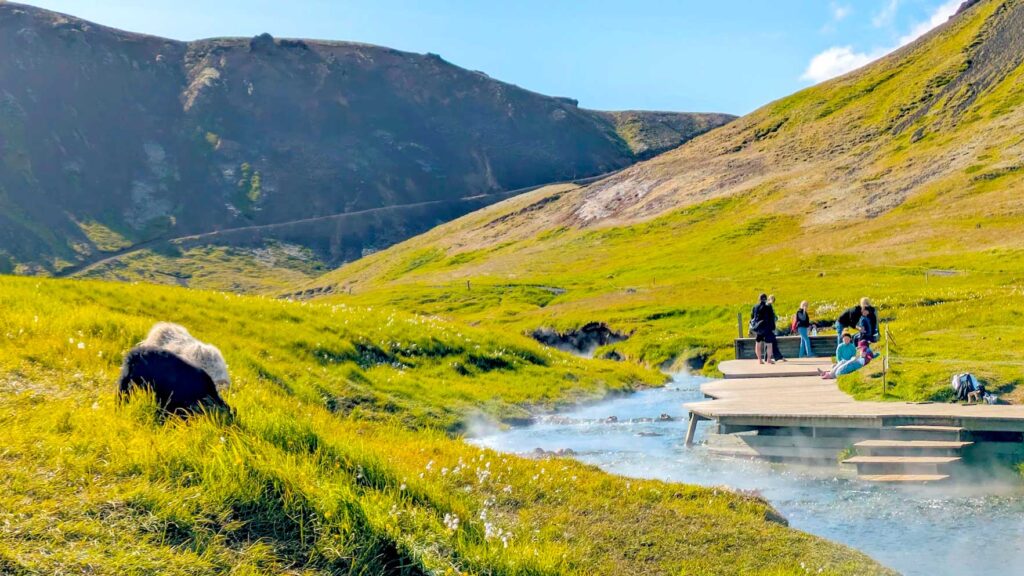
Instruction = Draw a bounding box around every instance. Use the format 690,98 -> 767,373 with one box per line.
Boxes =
855,440 -> 971,449
855,439 -> 972,457
859,474 -> 951,483
892,425 -> 963,432
882,425 -> 966,442
844,455 -> 962,475
843,456 -> 962,465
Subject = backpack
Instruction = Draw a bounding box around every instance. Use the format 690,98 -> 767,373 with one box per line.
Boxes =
749,304 -> 763,333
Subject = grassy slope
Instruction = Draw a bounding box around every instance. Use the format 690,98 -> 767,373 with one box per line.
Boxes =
0,275 -> 888,575
311,0 -> 1024,403
77,242 -> 329,293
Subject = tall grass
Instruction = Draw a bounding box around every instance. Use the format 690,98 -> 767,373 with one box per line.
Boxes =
0,276 -> 889,574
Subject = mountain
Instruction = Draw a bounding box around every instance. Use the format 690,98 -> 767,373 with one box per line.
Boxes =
310,0 -> 1024,401
0,2 -> 733,280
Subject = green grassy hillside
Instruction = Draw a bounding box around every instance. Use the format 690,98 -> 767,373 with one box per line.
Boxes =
0,275 -> 889,575
310,0 -> 1024,402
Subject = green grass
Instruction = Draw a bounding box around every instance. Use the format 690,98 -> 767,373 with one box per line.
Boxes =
312,0 -> 1024,404
0,275 -> 889,575
312,169 -> 1024,404
79,242 -> 329,293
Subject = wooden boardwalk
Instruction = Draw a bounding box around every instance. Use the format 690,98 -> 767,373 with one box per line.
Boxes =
685,359 -> 1024,482
688,359 -> 1024,430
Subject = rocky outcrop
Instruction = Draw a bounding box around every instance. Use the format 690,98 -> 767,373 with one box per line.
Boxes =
531,322 -> 632,357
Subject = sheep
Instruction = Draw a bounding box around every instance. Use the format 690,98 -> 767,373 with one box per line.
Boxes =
117,346 -> 231,416
177,341 -> 230,390
140,321 -> 194,349
139,322 -> 231,391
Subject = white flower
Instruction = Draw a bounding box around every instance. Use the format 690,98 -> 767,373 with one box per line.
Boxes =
443,513 -> 460,531
77,342 -> 85,350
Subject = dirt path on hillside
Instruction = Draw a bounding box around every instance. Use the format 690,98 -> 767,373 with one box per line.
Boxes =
58,171 -> 620,278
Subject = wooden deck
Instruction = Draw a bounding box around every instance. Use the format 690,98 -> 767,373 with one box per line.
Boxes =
689,359 -> 1024,431
687,359 -> 1024,480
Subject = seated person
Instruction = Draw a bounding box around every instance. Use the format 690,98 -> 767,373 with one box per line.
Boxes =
820,340 -> 874,380
819,333 -> 856,376
966,379 -> 987,404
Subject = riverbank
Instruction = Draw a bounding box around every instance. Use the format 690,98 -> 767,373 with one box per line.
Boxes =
472,373 -> 1024,576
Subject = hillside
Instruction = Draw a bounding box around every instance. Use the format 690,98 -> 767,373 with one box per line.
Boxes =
0,2 -> 732,282
0,275 -> 890,575
310,0 -> 1024,401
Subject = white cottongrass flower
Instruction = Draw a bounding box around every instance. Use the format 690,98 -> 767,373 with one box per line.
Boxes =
443,513 -> 460,531
77,342 -> 85,349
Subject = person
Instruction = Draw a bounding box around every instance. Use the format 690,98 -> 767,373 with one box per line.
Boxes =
794,300 -> 812,358
750,294 -> 776,365
835,297 -> 879,345
818,333 -> 855,376
765,295 -> 787,363
820,340 -> 874,379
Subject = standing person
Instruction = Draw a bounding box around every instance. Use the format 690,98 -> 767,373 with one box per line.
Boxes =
858,297 -> 879,343
835,297 -> 879,345
794,301 -> 812,358
750,294 -> 776,365
767,295 -> 786,363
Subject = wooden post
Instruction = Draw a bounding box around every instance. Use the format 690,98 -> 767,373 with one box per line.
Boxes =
737,312 -> 743,339
882,324 -> 889,398
685,412 -> 700,447
466,280 -> 471,291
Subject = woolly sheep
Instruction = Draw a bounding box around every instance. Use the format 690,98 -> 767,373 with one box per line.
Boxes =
139,322 -> 231,391
177,341 -> 231,391
140,322 -> 194,350
117,346 -> 230,415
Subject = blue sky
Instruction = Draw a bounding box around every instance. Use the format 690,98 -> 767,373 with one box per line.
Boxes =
26,0 -> 965,115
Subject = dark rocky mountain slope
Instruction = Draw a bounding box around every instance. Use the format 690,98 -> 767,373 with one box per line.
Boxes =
0,2 -> 733,278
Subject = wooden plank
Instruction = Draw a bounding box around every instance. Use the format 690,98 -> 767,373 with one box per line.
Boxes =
893,425 -> 963,432
843,456 -> 961,464
733,336 -> 837,360
855,440 -> 972,449
859,474 -> 950,483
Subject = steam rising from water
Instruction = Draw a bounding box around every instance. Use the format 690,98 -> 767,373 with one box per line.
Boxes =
470,373 -> 1024,576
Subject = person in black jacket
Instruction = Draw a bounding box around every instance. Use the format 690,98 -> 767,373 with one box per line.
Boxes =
766,295 -> 786,362
835,297 -> 879,344
750,294 -> 777,365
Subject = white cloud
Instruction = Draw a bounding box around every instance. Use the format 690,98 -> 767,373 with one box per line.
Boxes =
803,0 -> 964,84
800,46 -> 881,82
831,2 -> 852,22
873,0 -> 900,27
898,0 -> 962,45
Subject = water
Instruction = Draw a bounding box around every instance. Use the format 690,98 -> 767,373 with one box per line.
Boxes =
471,373 -> 1024,576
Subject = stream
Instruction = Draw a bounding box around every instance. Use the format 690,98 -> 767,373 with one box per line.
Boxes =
470,373 -> 1024,576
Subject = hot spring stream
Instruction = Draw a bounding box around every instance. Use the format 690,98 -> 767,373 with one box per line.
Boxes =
470,373 -> 1024,576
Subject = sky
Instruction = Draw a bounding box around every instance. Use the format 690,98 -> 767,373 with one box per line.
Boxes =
23,0 -> 966,115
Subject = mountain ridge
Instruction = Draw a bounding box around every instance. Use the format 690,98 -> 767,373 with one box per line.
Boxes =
0,1 -> 733,278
